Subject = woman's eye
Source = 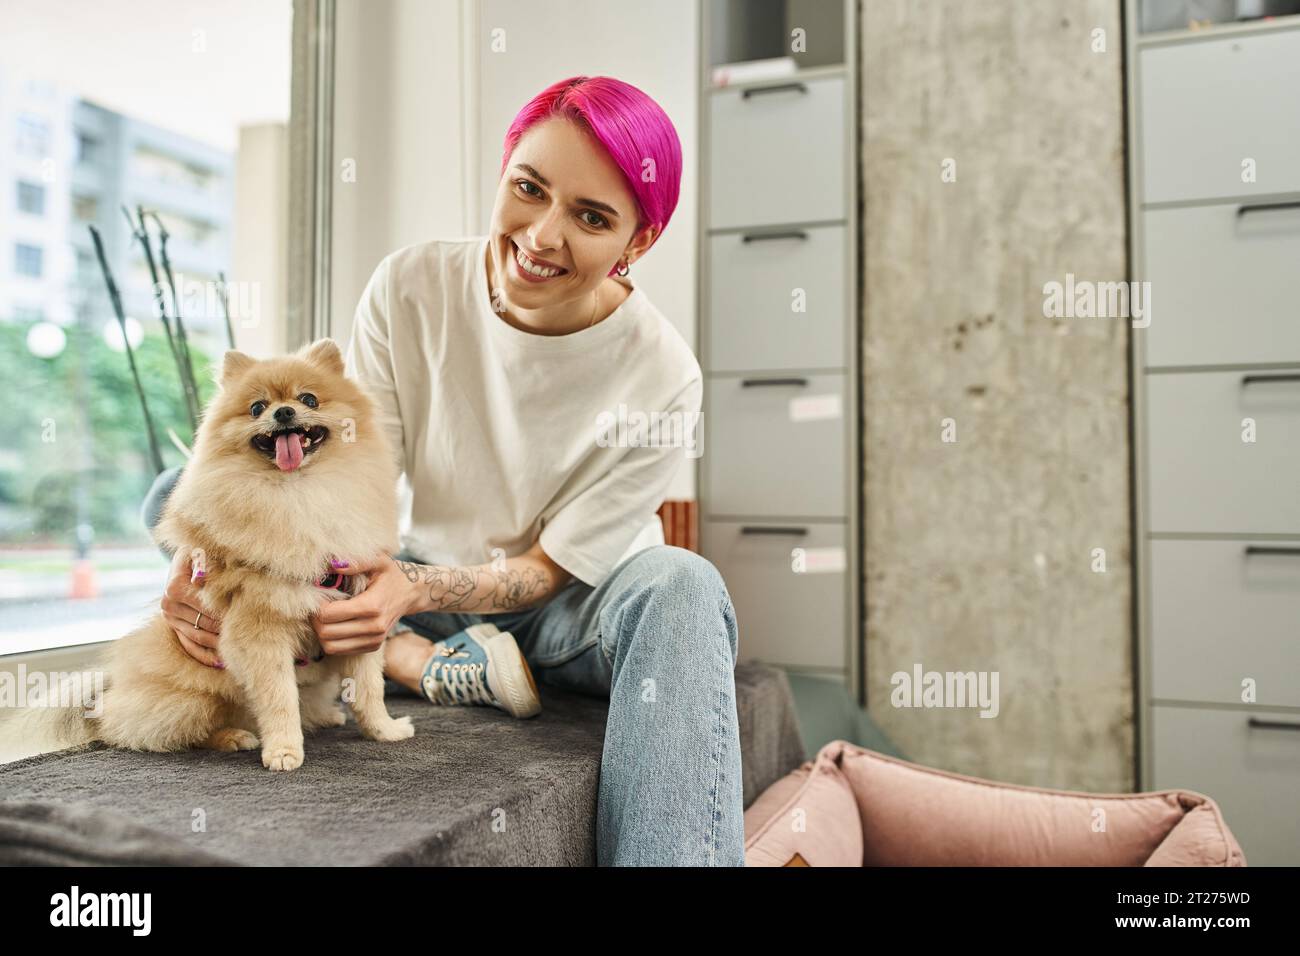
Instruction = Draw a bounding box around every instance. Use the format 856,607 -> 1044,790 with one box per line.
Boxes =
250,401 -> 268,418
298,393 -> 318,408
517,180 -> 541,198
581,210 -> 609,229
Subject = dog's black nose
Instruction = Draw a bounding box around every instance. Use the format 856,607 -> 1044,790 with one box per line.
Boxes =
273,405 -> 296,424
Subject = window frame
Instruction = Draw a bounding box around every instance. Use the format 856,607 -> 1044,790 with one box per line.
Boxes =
288,0 -> 336,349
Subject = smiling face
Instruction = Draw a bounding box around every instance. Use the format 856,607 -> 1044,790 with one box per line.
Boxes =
211,342 -> 363,475
487,116 -> 657,325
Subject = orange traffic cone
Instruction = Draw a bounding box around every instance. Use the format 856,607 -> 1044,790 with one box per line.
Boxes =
69,558 -> 99,599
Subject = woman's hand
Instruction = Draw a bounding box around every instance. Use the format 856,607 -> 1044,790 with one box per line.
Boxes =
311,553 -> 415,656
161,548 -> 225,668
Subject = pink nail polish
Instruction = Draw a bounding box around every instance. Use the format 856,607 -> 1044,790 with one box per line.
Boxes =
213,661 -> 226,670
331,558 -> 348,568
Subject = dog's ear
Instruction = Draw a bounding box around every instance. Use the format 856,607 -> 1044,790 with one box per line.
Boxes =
297,338 -> 345,375
219,350 -> 256,388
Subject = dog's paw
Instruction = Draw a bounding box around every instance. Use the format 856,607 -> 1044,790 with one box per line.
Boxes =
208,728 -> 260,751
361,715 -> 415,742
261,743 -> 305,771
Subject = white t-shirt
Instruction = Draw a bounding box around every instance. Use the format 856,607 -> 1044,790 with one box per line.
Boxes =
343,235 -> 703,588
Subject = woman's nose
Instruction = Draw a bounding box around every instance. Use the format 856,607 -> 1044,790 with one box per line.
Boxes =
526,208 -> 565,252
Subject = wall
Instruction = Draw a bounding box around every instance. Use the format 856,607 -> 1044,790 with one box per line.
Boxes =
232,123 -> 289,357
859,0 -> 1133,790
330,0 -> 469,341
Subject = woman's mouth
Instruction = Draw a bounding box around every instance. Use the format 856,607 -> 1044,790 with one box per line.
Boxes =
250,425 -> 330,472
510,238 -> 568,282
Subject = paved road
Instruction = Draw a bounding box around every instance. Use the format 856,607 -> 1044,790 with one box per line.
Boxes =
1,587 -> 166,655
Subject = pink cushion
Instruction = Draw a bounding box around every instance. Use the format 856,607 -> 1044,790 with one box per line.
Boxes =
745,740 -> 1246,866
1145,800 -> 1246,867
743,747 -> 863,867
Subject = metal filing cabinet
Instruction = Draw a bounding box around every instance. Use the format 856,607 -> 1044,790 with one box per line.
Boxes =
697,1 -> 861,697
1127,5 -> 1300,866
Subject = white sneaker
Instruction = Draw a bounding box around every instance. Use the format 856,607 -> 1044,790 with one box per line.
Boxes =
417,622 -> 542,719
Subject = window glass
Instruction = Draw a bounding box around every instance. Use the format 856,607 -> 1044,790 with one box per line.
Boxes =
17,180 -> 46,215
0,0 -> 292,655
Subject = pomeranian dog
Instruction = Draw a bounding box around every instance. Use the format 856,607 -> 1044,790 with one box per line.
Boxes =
8,338 -> 412,771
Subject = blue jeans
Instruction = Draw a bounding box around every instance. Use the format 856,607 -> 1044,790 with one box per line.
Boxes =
142,466 -> 746,866
394,544 -> 744,866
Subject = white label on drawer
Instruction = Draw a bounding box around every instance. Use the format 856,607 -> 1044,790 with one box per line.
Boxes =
793,546 -> 846,573
789,393 -> 841,422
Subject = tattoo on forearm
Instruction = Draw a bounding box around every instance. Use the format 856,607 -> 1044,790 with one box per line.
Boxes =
394,557 -> 552,612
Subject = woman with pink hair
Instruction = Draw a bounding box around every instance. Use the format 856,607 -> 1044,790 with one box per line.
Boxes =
149,75 -> 743,866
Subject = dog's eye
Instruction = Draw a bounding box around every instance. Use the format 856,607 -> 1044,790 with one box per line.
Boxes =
298,393 -> 318,409
250,401 -> 268,418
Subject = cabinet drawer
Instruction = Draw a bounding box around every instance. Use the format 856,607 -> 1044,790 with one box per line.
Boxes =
1140,30 -> 1300,204
1151,539 -> 1300,707
707,225 -> 847,372
1143,202 -> 1300,367
702,520 -> 847,670
1146,369 -> 1300,533
705,373 -> 846,518
709,74 -> 846,230
1152,703 -> 1300,867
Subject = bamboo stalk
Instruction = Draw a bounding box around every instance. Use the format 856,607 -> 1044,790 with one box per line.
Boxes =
89,224 -> 166,476
216,271 -> 235,349
122,205 -> 198,433
147,211 -> 202,416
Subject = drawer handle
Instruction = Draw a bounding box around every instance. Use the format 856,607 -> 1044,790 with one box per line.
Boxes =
1236,200 -> 1300,219
741,230 -> 809,244
1244,546 -> 1300,557
741,377 -> 809,388
741,82 -> 808,100
1241,373 -> 1300,387
1247,717 -> 1300,731
740,526 -> 809,536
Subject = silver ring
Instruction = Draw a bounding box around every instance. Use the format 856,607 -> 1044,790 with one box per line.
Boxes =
194,611 -> 203,629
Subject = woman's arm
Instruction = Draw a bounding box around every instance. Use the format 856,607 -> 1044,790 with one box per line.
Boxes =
396,540 -> 572,615
312,541 -> 573,656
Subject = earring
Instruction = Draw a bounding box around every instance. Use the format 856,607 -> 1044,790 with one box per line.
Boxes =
615,258 -> 630,277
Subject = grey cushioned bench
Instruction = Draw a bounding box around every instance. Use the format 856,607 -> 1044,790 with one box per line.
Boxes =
0,662 -> 805,865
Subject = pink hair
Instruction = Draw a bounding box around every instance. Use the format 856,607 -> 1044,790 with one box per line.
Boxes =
500,76 -> 682,275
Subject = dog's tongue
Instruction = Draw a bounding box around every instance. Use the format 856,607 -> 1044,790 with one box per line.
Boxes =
275,432 -> 305,471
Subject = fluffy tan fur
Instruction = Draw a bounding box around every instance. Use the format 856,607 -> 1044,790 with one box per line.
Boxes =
10,338 -> 411,771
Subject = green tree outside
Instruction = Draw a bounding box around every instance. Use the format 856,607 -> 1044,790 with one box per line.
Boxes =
0,319 -> 216,546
